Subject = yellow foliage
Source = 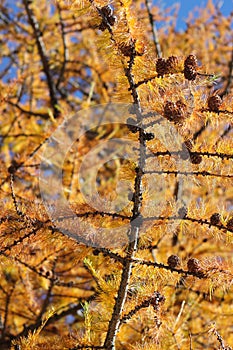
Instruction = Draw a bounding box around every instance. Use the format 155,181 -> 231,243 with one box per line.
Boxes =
0,0 -> 233,349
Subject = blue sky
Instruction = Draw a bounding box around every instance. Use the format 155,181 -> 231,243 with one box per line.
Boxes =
161,0 -> 233,30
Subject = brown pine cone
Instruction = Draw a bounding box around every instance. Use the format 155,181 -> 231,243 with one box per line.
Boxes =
98,5 -> 116,29
167,255 -> 181,268
190,153 -> 202,164
187,258 -> 204,276
99,20 -> 108,31
166,55 -> 179,73
150,292 -> 165,308
184,65 -> 197,80
119,44 -> 133,57
108,15 -> 116,26
210,213 -> 221,225
184,139 -> 193,150
156,58 -> 167,77
184,54 -> 198,68
164,101 -> 176,119
164,101 -> 186,123
119,40 -> 134,57
100,5 -> 113,17
226,217 -> 233,231
176,100 -> 186,110
176,100 -> 187,120
207,95 -> 222,112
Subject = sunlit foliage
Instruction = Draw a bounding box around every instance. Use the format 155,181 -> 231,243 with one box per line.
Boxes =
0,0 -> 233,349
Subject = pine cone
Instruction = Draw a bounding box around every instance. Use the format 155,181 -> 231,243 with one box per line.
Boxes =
119,41 -> 134,57
144,132 -> 154,141
93,249 -> 100,256
108,15 -> 116,26
167,254 -> 181,268
184,139 -> 193,150
207,95 -> 222,112
164,101 -> 176,119
210,213 -> 221,225
187,258 -> 203,274
99,20 -> 108,31
190,153 -> 202,164
226,217 -> 233,231
176,100 -> 186,110
156,58 -> 167,77
166,55 -> 179,73
8,159 -> 18,174
150,292 -> 165,308
184,54 -> 198,69
184,65 -> 197,80
98,5 -> 116,30
164,101 -> 186,123
100,5 -> 113,17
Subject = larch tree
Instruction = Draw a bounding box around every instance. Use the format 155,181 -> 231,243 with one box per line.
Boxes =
0,0 -> 233,349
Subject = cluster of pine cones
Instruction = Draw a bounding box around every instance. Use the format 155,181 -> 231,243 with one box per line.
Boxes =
156,54 -> 198,80
159,54 -> 223,125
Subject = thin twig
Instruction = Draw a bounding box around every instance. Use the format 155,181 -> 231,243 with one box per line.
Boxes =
7,100 -> 49,119
143,215 -> 233,234
133,258 -> 206,279
103,4 -> 146,349
146,150 -> 233,160
119,291 -> 165,325
0,224 -> 43,256
23,0 -> 60,118
145,0 -> 162,58
212,328 -> 232,350
145,169 -> 233,178
56,3 -> 69,89
9,173 -> 23,217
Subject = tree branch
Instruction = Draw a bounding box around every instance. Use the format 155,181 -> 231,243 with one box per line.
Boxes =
56,3 -> 69,89
145,0 -> 162,58
103,12 -> 146,350
23,0 -> 60,118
